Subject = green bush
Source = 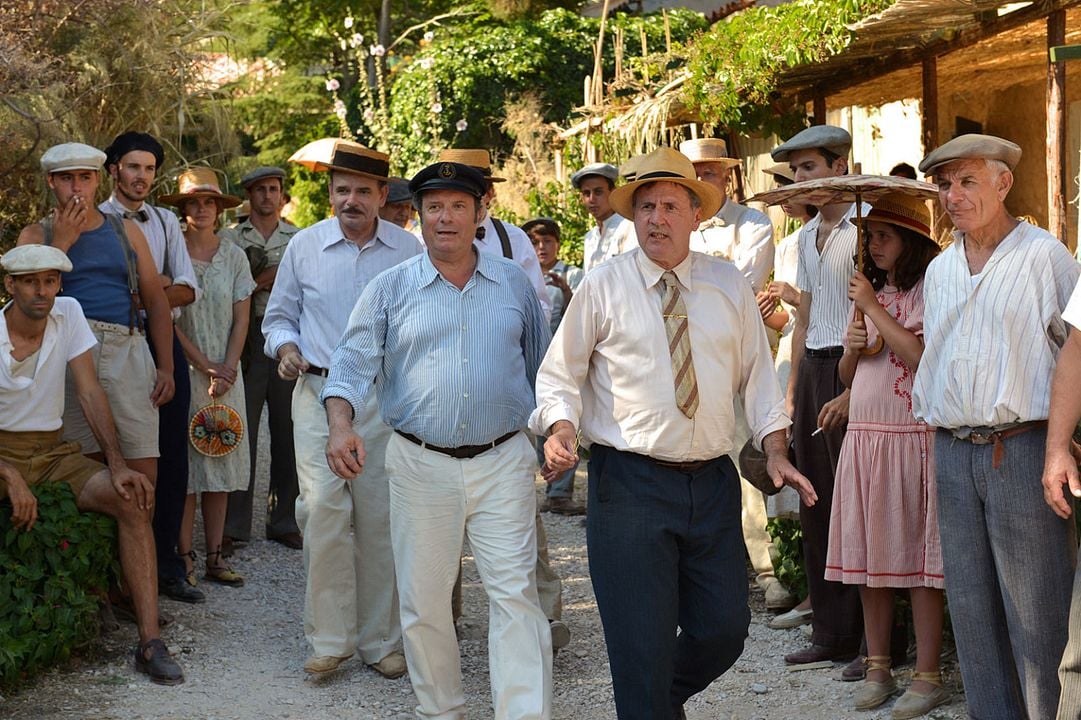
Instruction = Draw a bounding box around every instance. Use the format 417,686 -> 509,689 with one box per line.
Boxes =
767,517 -> 806,599
0,481 -> 117,690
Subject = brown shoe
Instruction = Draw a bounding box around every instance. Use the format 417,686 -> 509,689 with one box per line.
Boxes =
304,653 -> 352,674
269,532 -> 303,550
369,651 -> 407,679
784,643 -> 858,665
546,497 -> 586,516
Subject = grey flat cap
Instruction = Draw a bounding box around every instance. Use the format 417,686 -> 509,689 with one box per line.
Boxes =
1,245 -> 73,275
570,163 -> 619,189
240,166 -> 287,188
771,125 -> 852,162
385,178 -> 411,204
40,143 -> 106,174
918,134 -> 1022,175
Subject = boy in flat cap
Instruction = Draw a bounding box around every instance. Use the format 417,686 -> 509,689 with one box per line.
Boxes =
218,166 -> 303,554
262,140 -> 418,679
0,245 -> 183,685
100,130 -> 205,605
770,125 -> 866,668
910,134 -> 1078,719
18,143 -> 176,551
571,162 -> 636,272
322,160 -> 552,720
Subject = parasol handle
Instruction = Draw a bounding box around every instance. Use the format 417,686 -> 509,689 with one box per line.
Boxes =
853,195 -> 884,356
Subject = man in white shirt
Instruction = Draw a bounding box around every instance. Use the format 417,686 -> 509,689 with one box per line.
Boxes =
99,131 -> 204,605
262,140 -> 420,679
914,134 -> 1079,720
533,147 -> 814,720
571,162 -> 636,272
772,125 -> 866,667
0,244 -> 183,685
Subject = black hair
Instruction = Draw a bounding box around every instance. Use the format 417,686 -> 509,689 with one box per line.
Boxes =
856,222 -> 938,291
889,162 -> 918,180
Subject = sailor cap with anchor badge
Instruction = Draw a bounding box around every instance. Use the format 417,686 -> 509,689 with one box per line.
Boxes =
409,161 -> 488,201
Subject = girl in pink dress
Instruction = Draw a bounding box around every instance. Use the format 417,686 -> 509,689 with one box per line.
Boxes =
825,192 -> 948,718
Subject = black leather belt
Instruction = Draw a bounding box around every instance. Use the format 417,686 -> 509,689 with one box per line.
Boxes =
805,346 -> 845,359
651,457 -> 714,473
305,365 -> 329,377
395,429 -> 518,460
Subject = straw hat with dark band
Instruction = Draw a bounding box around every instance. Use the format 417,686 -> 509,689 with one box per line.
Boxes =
159,167 -> 242,209
865,192 -> 935,245
314,140 -> 391,181
608,147 -> 724,220
437,148 -> 505,182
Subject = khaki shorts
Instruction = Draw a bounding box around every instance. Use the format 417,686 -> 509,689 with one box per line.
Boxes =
62,320 -> 160,459
0,429 -> 104,501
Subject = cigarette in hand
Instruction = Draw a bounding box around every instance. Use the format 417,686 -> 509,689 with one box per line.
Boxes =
811,427 -> 824,437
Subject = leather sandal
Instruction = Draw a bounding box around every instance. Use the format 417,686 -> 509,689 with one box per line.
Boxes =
854,655 -> 898,710
180,550 -> 198,588
204,549 -> 245,587
892,670 -> 951,719
134,638 -> 184,685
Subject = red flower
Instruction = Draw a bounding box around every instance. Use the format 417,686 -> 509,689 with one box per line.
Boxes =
59,539 -> 70,551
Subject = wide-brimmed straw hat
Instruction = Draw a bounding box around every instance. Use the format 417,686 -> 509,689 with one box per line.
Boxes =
761,162 -> 795,184
608,147 -> 724,220
159,168 -> 242,209
437,148 -> 505,182
865,192 -> 935,245
678,138 -> 741,168
313,140 -> 391,181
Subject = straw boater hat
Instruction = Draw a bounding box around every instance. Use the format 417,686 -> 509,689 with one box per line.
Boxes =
313,140 -> 391,181
761,162 -> 795,184
608,147 -> 724,220
678,138 -> 741,168
159,167 -> 242,209
619,154 -> 643,181
437,148 -> 505,182
864,192 -> 936,249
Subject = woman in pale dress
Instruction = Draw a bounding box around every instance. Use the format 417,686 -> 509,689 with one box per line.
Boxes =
162,169 -> 255,588
827,192 -> 946,718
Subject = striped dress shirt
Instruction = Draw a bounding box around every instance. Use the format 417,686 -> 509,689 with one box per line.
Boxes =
912,222 -> 1079,428
320,250 -> 551,448
796,203 -> 868,349
261,217 -> 423,369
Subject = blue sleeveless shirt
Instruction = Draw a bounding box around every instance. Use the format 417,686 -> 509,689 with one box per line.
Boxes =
61,215 -> 134,326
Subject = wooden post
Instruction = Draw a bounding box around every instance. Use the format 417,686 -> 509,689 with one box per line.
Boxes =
592,0 -> 611,107
813,94 -> 826,126
921,56 -> 938,155
1047,10 -> 1067,242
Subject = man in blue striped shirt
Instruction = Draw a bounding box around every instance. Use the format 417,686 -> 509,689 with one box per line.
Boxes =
321,161 -> 553,720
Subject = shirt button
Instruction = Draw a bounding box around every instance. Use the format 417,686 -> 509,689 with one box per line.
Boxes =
463,392 -> 469,398
462,325 -> 467,331
462,358 -> 469,364
460,423 -> 467,429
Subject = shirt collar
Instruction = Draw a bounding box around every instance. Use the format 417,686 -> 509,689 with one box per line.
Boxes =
635,247 -> 695,293
602,213 -> 626,233
418,246 -> 498,288
322,217 -> 400,252
106,193 -> 146,214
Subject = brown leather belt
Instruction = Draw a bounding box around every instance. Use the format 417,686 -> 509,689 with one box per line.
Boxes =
947,420 -> 1046,469
395,429 -> 518,460
305,365 -> 329,377
650,457 -> 715,473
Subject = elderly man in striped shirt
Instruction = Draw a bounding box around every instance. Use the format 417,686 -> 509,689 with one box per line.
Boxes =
913,134 -> 1079,720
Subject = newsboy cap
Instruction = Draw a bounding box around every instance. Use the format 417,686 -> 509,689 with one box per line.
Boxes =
409,162 -> 487,200
40,143 -> 106,174
103,131 -> 165,168
570,163 -> 619,189
1,245 -> 73,275
521,217 -> 561,238
240,166 -> 287,188
918,134 -> 1022,175
385,178 -> 412,205
770,125 -> 852,162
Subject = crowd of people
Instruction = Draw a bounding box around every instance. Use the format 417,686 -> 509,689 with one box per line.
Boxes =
3,123 -> 1081,720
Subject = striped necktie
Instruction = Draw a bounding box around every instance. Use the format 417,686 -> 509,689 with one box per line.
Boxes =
661,271 -> 698,418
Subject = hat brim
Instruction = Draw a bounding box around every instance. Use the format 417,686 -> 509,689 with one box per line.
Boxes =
863,215 -> 937,246
608,175 -> 723,221
411,179 -> 484,199
159,190 -> 243,210
770,144 -> 851,163
47,164 -> 102,174
688,157 -> 741,169
312,162 -> 389,182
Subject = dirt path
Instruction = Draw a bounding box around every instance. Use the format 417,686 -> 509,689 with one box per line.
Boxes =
0,423 -> 967,719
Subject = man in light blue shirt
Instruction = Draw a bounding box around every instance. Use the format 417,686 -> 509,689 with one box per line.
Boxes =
322,161 -> 552,720
262,140 -> 421,680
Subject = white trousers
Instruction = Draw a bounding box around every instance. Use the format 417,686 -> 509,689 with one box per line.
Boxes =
387,431 -> 552,720
292,374 -> 401,662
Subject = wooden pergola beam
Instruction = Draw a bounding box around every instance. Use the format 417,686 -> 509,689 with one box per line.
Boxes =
921,57 -> 938,154
1047,10 -> 1067,242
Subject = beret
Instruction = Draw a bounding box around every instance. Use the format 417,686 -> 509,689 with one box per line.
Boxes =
240,166 -> 286,188
41,143 -> 106,174
771,125 -> 852,162
385,177 -> 412,205
521,217 -> 560,238
1,245 -> 73,275
918,134 -> 1022,175
678,138 -> 740,167
103,132 -> 165,168
570,163 -> 619,189
409,162 -> 487,200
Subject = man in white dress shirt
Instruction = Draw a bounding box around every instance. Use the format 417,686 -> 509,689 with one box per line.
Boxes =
262,140 -> 420,679
571,162 -> 635,272
913,134 -> 1079,720
100,131 -> 204,605
533,147 -> 814,720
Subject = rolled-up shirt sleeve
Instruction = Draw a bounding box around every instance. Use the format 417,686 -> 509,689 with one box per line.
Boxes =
736,280 -> 791,449
261,240 -> 303,360
320,279 -> 388,420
